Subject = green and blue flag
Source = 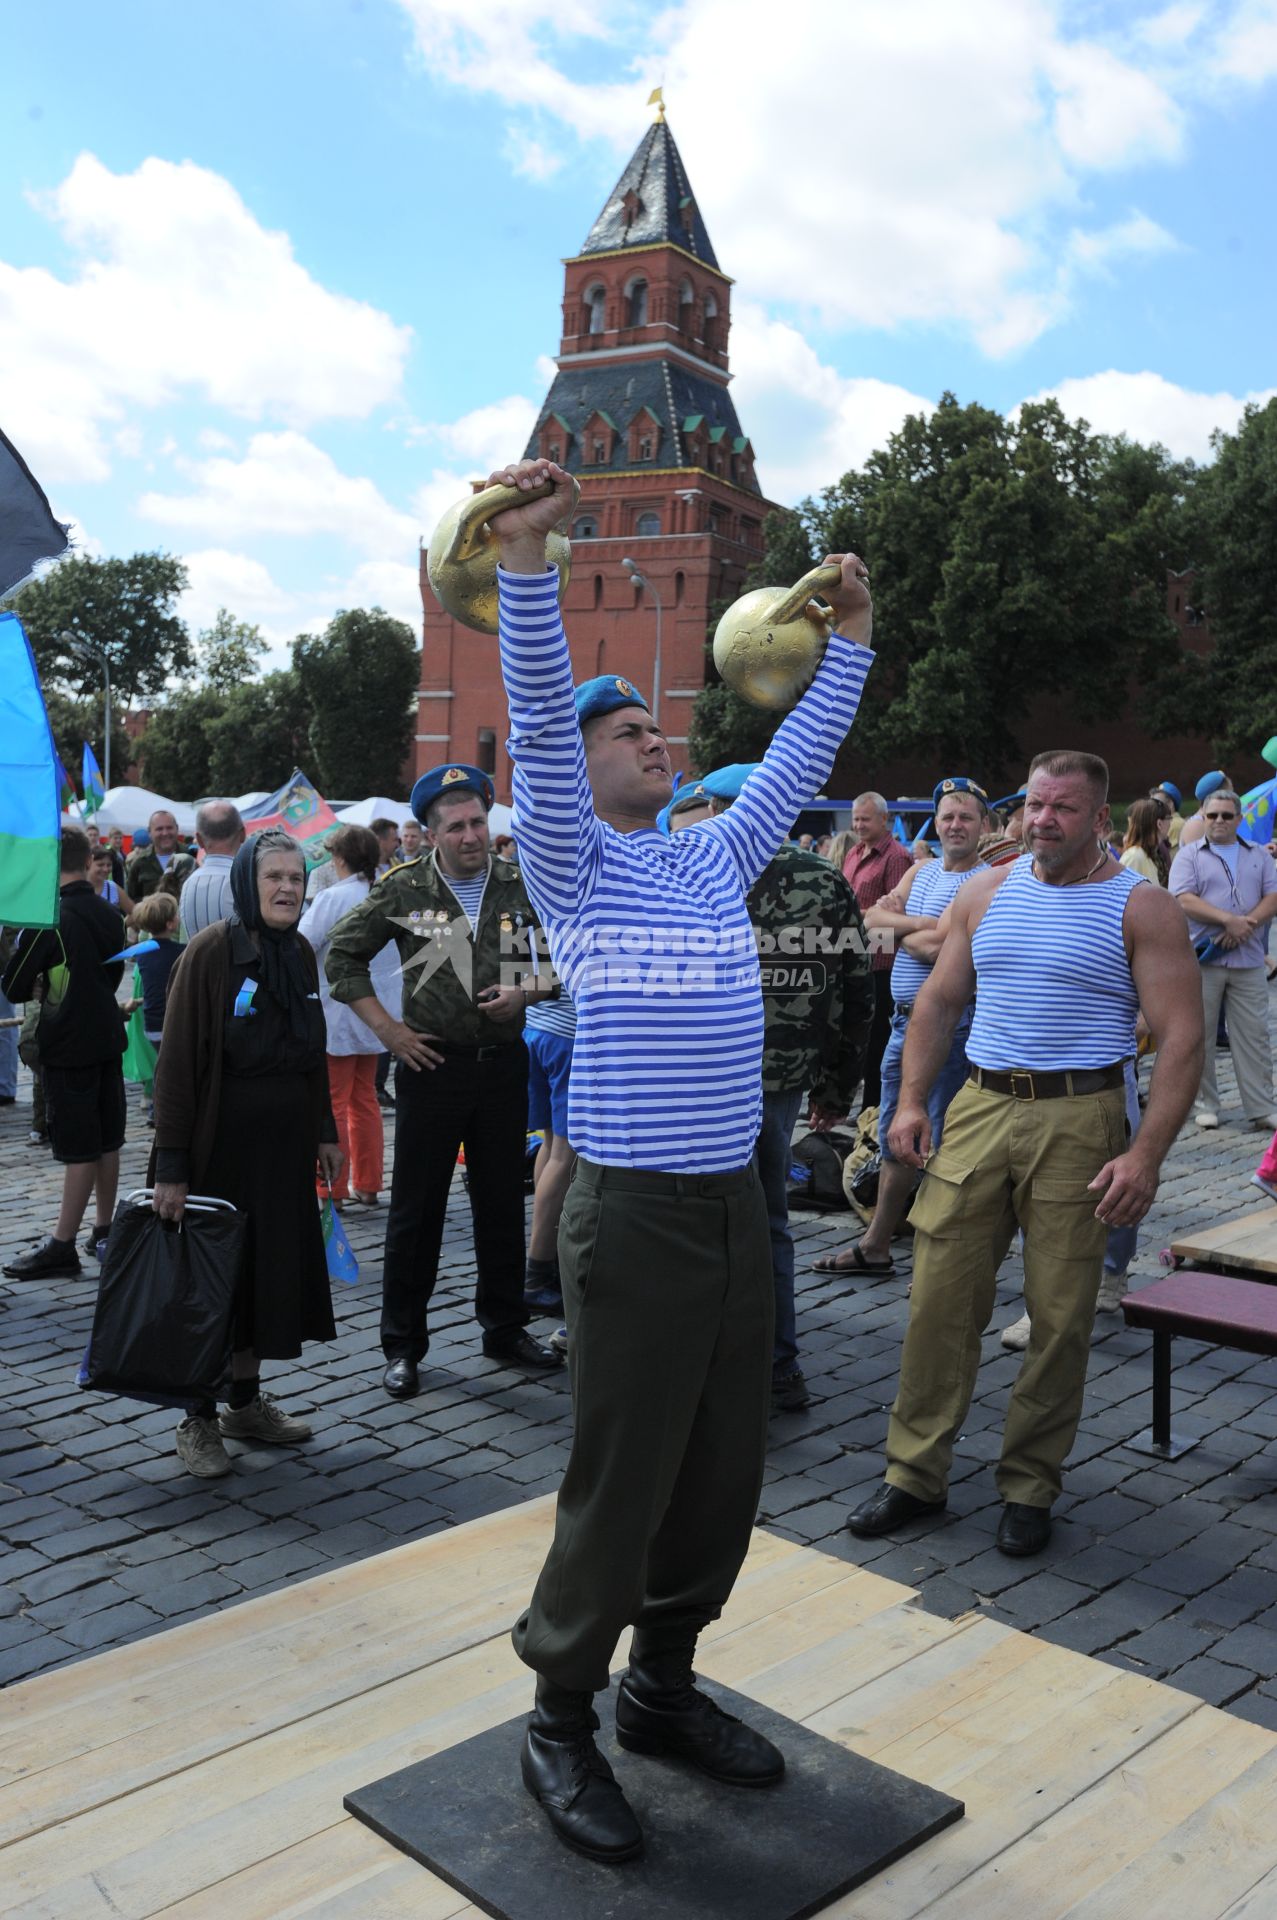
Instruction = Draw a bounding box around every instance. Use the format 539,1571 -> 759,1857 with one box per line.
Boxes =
82,741 -> 105,815
0,610 -> 61,929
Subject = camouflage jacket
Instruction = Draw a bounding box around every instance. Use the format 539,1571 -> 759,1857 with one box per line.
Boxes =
747,841 -> 874,1110
324,854 -> 542,1048
124,846 -> 194,900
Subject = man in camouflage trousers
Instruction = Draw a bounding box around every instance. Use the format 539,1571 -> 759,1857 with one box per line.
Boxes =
326,763 -> 560,1394
700,765 -> 874,1408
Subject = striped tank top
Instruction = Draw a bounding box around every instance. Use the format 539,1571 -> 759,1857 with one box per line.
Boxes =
966,854 -> 1145,1071
889,859 -> 987,1005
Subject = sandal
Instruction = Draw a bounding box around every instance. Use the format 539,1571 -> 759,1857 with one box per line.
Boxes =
810,1243 -> 896,1277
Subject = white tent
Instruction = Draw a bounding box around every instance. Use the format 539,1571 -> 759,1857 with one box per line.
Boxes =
92,786 -> 199,834
333,796 -> 416,828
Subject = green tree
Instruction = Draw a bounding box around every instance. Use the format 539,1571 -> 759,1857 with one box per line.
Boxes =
198,607 -> 267,693
140,688 -> 229,797
293,608 -> 419,798
809,395 -> 1185,782
42,688 -> 135,792
1142,398 -> 1277,759
206,670 -> 313,794
687,684 -> 782,773
7,552 -> 193,707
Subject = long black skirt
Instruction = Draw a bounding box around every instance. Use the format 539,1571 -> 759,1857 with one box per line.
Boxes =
201,1072 -> 336,1360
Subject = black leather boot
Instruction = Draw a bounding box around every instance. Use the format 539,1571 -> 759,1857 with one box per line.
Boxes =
520,1679 -> 644,1863
615,1633 -> 784,1786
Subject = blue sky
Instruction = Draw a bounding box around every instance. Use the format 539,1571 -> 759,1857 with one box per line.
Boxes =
2,0 -> 1275,667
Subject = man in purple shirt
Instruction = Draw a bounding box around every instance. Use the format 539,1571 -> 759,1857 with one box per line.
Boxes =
1169,789 -> 1277,1130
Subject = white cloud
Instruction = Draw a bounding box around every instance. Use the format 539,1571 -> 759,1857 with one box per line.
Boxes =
393,0 -> 1217,356
405,391 -> 541,533
1020,370 -> 1277,460
181,549 -> 296,636
340,559 -> 423,630
140,431 -> 421,555
0,153 -> 411,487
502,129 -> 565,180
1066,211 -> 1180,274
730,301 -> 933,503
1207,0 -> 1277,81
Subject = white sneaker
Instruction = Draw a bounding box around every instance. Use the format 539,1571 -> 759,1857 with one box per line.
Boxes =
1001,1312 -> 1031,1351
1096,1269 -> 1127,1314
1248,1115 -> 1277,1133
176,1415 -> 232,1479
219,1392 -> 313,1444
1194,1111 -> 1219,1130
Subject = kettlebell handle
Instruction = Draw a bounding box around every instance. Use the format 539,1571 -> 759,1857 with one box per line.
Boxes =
450,476 -> 581,562
768,563 -> 844,627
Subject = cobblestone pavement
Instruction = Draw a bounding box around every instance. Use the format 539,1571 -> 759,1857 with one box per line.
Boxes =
4,1048 -> 1277,1726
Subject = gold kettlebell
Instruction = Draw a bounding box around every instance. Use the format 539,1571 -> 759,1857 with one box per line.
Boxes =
711,563 -> 843,710
426,475 -> 581,634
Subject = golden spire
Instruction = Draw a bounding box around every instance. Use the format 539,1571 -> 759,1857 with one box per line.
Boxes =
647,86 -> 666,122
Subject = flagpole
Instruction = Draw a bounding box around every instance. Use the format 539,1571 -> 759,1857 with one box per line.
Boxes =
64,632 -> 111,793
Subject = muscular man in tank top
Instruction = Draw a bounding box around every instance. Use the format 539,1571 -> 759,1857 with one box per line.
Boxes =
847,751 -> 1204,1559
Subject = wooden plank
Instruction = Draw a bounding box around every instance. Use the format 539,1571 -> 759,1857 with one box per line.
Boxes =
1054,1745 -> 1277,1918
811,1638 -> 1199,1917
0,1525 -> 807,1845
0,1640 -> 531,1919
1170,1210 -> 1277,1276
152,1824 -> 476,1920
888,1702 -> 1277,1919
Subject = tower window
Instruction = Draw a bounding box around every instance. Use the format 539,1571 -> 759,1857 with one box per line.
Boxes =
627,279 -> 648,327
636,511 -> 661,538
638,435 -> 653,460
574,515 -> 597,537
477,728 -> 496,775
548,442 -> 560,464
592,437 -> 606,464
585,285 -> 606,334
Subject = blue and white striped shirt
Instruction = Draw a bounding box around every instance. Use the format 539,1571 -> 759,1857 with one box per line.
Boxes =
498,566 -> 873,1170
437,862 -> 488,929
967,855 -> 1145,1071
890,859 -> 987,1006
526,986 -> 577,1039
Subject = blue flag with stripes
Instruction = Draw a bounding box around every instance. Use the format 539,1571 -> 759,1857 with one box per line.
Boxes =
82,741 -> 105,815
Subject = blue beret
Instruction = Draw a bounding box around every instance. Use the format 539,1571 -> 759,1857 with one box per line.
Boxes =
574,674 -> 648,725
1153,780 -> 1182,806
657,780 -> 713,835
932,775 -> 989,810
411,762 -> 495,822
1194,770 -> 1227,802
132,828 -> 151,848
701,763 -> 762,801
990,787 -> 1027,813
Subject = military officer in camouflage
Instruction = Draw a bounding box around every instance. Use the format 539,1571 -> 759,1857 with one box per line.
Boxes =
700,764 -> 875,1408
123,810 -> 195,901
325,763 -> 560,1393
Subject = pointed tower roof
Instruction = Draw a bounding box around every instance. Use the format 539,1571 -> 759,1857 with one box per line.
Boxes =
578,118 -> 720,268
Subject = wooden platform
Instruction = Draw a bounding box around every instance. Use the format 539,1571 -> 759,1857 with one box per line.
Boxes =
5,1498 -> 1277,1919
1170,1203 -> 1277,1277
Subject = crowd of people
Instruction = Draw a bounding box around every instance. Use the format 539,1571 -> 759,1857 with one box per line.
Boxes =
1,455 -> 1275,1862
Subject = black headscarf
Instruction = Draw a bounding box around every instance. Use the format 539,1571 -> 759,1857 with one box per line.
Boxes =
228,834 -> 312,1040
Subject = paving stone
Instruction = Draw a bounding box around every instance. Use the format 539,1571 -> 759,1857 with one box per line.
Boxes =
1209,1621 -> 1277,1675
57,1601 -> 162,1651
1164,1656 -> 1257,1707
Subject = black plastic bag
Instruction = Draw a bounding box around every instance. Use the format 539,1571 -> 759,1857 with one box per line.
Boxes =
81,1192 -> 245,1404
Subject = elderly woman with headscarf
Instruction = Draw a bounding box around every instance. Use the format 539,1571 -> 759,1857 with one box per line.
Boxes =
150,829 -> 344,1479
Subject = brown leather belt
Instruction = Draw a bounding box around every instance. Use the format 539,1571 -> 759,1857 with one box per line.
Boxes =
967,1063 -> 1125,1101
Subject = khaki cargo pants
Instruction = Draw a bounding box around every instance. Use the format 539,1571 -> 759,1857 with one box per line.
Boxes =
885,1076 -> 1128,1509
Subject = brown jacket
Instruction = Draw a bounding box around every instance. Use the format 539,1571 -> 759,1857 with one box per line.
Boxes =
149,921 -> 336,1189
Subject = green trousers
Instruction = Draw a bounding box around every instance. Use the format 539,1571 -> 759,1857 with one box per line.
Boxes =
885,1078 -> 1127,1509
512,1155 -> 773,1693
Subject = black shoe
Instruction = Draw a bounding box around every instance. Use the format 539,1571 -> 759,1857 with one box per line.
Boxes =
616,1644 -> 783,1786
996,1501 -> 1052,1557
382,1357 -> 419,1398
523,1284 -> 566,1315
3,1236 -> 82,1280
846,1482 -> 946,1538
0,1093 -> 15,1105
81,1224 -> 111,1258
522,1689 -> 643,1864
771,1366 -> 810,1410
483,1331 -> 563,1370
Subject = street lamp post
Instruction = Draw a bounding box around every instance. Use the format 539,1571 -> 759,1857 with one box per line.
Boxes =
621,558 -> 663,733
65,634 -> 111,793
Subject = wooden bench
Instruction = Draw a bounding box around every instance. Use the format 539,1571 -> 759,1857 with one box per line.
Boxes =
1166,1208 -> 1277,1280
1121,1270 -> 1277,1458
